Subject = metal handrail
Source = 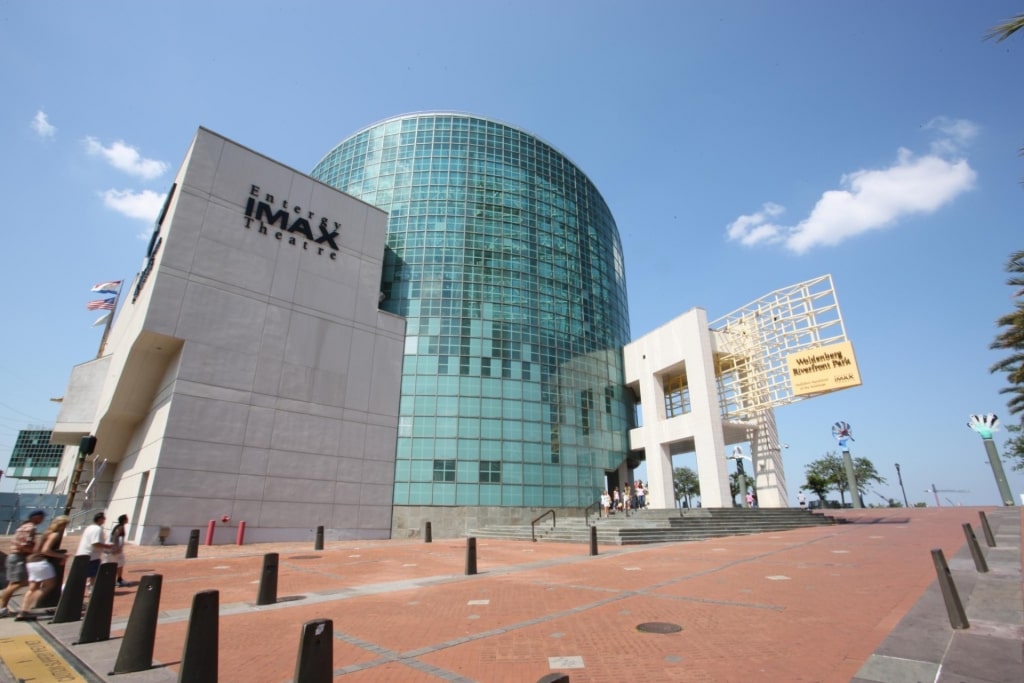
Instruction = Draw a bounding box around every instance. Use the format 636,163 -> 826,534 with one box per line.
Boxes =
530,509 -> 556,542
584,501 -> 597,527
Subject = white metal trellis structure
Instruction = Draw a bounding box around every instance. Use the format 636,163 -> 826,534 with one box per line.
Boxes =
710,274 -> 849,419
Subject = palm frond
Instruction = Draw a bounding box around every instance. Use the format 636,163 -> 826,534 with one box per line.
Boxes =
986,13 -> 1024,42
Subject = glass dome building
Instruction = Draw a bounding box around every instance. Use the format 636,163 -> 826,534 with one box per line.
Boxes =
311,113 -> 631,517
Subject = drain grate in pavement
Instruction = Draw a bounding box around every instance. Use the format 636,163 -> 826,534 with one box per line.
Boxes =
636,622 -> 682,634
287,555 -> 322,560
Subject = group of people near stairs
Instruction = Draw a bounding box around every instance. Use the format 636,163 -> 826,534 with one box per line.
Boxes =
0,510 -> 129,620
600,480 -> 649,516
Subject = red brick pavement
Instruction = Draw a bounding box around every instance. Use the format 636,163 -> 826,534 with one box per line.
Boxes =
4,506 -> 1018,682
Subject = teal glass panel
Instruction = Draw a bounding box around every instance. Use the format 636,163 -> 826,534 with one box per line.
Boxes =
502,441 -> 523,462
393,483 -> 409,504
502,486 -> 523,506
433,483 -> 455,505
410,460 -> 433,482
480,485 -> 501,505
458,418 -> 480,439
456,485 -> 479,505
503,462 -> 523,484
409,483 -> 432,504
523,486 -> 542,506
523,464 -> 543,485
435,418 -> 458,437
394,460 -> 410,481
456,460 -> 478,482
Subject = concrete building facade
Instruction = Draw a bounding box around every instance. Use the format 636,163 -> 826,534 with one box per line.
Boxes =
624,308 -> 788,510
52,128 -> 405,544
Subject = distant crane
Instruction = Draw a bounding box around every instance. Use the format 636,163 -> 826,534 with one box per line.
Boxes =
926,483 -> 970,507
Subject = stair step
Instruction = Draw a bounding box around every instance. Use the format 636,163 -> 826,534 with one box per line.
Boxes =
468,509 -> 839,545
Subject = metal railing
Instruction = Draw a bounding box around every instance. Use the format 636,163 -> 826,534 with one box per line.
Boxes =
531,509 -> 556,542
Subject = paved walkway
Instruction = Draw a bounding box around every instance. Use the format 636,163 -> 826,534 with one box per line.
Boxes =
0,506 -> 1019,682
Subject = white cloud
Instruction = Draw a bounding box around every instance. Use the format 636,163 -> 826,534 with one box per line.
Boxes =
100,189 -> 166,223
726,202 -> 785,246
925,116 -> 978,156
726,122 -> 978,254
85,136 -> 168,180
31,110 -> 56,138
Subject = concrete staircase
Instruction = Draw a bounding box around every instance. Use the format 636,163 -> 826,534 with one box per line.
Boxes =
467,508 -> 841,545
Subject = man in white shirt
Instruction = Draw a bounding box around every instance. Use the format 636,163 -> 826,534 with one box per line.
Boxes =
76,512 -> 112,595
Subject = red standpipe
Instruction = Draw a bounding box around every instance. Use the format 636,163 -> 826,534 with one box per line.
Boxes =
236,520 -> 246,545
205,519 -> 216,546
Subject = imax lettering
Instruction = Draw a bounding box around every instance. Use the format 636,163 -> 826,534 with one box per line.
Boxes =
243,185 -> 340,261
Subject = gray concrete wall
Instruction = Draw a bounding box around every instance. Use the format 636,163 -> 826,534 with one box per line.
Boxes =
392,505 -> 590,539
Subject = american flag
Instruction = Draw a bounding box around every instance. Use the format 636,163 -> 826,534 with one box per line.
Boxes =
86,298 -> 116,311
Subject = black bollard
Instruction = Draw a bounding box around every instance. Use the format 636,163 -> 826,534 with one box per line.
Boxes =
978,511 -> 997,547
294,618 -> 333,683
77,562 -> 117,644
931,548 -> 969,629
962,523 -> 989,573
52,555 -> 90,623
465,537 -> 477,575
589,525 -> 598,557
256,553 -> 279,606
179,590 -> 219,683
314,525 -> 324,551
38,550 -> 68,609
185,529 -> 200,559
424,521 -> 432,543
111,574 -> 163,674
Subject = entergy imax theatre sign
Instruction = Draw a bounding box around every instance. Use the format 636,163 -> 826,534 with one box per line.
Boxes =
243,184 -> 340,261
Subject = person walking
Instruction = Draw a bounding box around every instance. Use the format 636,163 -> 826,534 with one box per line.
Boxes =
0,509 -> 45,617
16,515 -> 70,620
76,512 -> 113,596
798,492 -> 807,510
635,480 -> 646,510
600,490 -> 611,517
106,514 -> 130,587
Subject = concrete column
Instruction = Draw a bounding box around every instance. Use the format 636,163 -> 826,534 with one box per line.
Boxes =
646,443 -> 674,509
751,409 -> 788,507
687,309 -> 729,508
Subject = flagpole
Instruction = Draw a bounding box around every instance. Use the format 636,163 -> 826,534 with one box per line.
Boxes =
96,282 -> 123,358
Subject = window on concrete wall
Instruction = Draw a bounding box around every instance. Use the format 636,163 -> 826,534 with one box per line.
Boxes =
663,373 -> 690,418
479,460 -> 501,483
433,459 -> 456,482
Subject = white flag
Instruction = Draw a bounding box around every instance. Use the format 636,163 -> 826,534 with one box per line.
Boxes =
92,312 -> 112,327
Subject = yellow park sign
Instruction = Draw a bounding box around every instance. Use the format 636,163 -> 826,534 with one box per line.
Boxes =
786,341 -> 862,397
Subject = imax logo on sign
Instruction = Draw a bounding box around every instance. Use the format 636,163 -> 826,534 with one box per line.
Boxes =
243,185 -> 340,260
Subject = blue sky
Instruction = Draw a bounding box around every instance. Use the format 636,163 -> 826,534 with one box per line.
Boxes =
1,1 -> 1022,506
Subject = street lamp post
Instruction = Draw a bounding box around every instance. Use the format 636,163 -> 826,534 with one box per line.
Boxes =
894,463 -> 909,508
832,421 -> 862,508
967,414 -> 1015,506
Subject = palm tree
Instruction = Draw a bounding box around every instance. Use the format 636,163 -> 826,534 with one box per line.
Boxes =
990,250 -> 1024,420
672,466 -> 700,508
802,473 -> 831,507
986,14 -> 1024,184
986,13 -> 1024,42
